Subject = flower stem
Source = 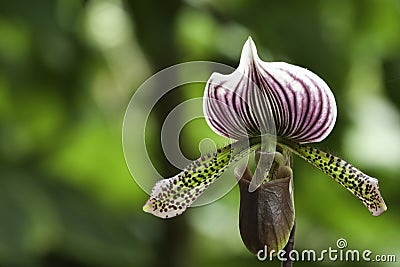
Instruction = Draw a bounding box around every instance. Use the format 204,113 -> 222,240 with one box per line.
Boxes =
282,219 -> 296,267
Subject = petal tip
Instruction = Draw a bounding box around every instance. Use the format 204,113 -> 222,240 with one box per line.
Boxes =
371,204 -> 387,216
239,36 -> 259,67
370,195 -> 387,217
142,199 -> 153,213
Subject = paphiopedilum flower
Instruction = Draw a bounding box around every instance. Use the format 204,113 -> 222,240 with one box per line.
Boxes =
143,37 -> 387,254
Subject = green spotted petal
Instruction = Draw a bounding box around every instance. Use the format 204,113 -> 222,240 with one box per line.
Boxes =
280,139 -> 387,216
143,138 -> 261,218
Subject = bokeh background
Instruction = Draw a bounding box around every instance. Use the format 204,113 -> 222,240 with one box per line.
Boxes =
1,0 -> 400,266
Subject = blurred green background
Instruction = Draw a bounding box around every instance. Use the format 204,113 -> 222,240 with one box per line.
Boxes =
1,0 -> 400,266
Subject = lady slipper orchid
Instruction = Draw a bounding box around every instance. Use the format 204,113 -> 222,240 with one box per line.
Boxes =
143,37 -> 387,254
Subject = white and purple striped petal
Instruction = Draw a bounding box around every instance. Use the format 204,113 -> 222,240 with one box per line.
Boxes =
204,37 -> 337,143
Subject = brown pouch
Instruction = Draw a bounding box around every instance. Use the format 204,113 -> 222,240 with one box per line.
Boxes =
237,166 -> 295,255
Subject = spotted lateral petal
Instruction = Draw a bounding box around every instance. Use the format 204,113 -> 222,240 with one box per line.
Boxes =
281,139 -> 387,216
143,138 -> 261,218
204,37 -> 336,144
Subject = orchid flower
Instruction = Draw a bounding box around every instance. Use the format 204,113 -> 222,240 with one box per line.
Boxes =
143,37 -> 387,254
